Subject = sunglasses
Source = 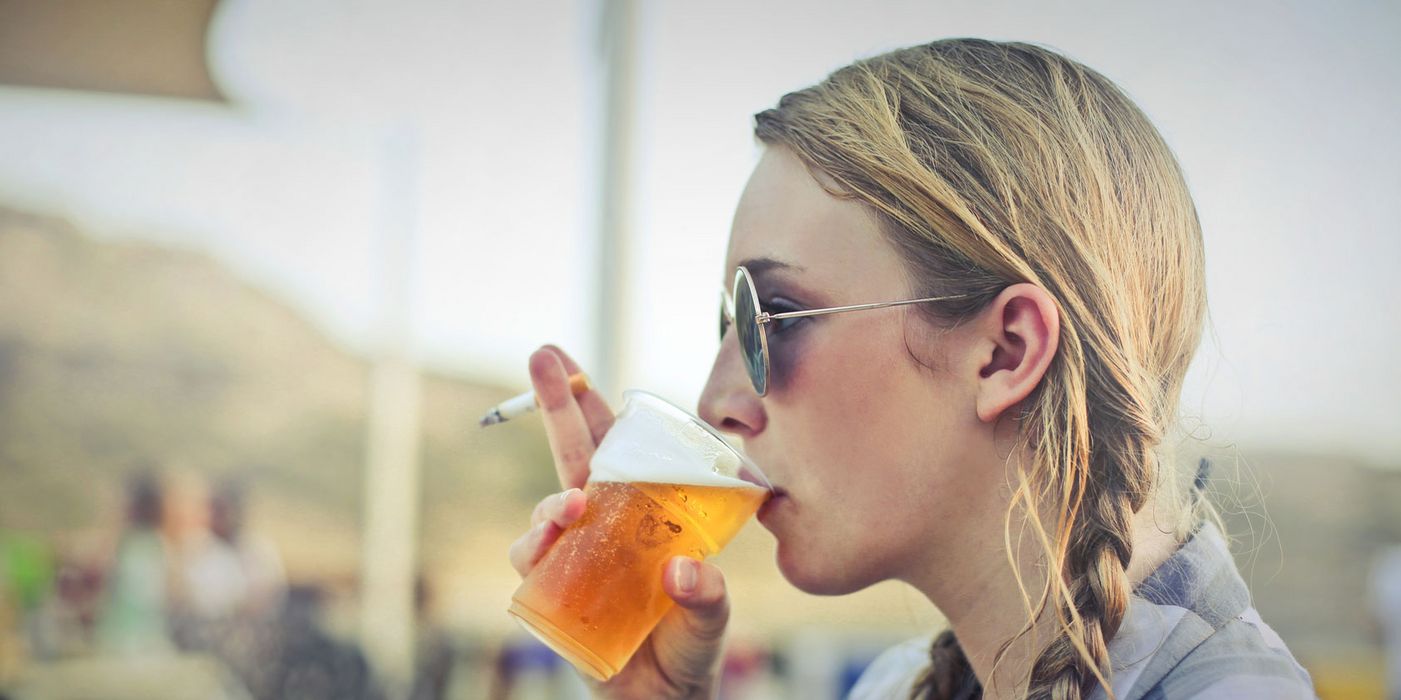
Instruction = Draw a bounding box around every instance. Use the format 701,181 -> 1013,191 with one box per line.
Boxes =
720,265 -> 972,396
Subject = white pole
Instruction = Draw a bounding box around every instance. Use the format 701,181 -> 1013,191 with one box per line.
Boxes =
594,0 -> 638,401
359,122 -> 422,697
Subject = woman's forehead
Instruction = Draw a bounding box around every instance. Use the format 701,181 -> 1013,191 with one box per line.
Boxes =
723,147 -> 902,289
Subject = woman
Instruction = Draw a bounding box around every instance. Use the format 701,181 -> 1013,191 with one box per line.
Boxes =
509,38 -> 1315,699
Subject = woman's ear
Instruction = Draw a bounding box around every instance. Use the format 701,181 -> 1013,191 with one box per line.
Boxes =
973,283 -> 1060,424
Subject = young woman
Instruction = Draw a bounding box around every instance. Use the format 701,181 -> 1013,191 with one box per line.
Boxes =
509,38 -> 1316,699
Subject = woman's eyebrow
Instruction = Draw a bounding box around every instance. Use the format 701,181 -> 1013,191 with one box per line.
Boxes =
737,257 -> 804,277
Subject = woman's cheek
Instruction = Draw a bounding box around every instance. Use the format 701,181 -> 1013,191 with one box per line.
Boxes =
765,332 -> 805,394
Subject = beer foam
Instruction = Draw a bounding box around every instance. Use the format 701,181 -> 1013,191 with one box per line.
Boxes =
588,402 -> 761,490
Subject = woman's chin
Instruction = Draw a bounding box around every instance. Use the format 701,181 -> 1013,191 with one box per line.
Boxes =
774,541 -> 869,596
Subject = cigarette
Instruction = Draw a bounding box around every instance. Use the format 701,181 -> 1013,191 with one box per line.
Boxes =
478,372 -> 592,427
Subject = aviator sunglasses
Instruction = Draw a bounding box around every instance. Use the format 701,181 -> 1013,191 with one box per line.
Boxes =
720,265 -> 973,396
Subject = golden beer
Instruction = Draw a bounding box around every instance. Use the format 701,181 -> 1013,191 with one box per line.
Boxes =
509,478 -> 769,681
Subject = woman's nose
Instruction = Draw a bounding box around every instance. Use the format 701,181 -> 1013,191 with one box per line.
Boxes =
698,333 -> 766,438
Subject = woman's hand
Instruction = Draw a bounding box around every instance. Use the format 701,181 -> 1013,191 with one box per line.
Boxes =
507,345 -> 733,699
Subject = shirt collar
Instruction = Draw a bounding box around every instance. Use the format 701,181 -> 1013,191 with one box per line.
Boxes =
1134,519 -> 1251,626
1100,520 -> 1253,700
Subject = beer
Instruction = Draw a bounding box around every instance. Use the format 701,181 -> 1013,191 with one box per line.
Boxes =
508,391 -> 771,681
509,479 -> 767,680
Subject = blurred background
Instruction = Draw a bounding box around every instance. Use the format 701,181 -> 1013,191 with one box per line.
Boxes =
0,0 -> 1398,698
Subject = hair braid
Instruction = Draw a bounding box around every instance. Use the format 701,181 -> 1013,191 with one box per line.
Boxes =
1025,469 -> 1139,699
1020,317 -> 1161,700
912,630 -> 982,700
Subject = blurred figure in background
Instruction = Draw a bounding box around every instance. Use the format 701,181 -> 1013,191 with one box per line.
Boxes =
487,636 -> 589,700
408,576 -> 455,700
0,530 -> 53,683
93,471 -> 173,656
163,474 -> 289,699
40,549 -> 105,659
170,475 -> 286,651
208,476 -> 286,618
256,584 -> 384,700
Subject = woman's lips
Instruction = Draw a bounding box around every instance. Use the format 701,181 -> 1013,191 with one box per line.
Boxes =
757,487 -> 789,523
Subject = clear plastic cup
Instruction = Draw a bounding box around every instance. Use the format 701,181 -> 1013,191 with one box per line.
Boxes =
508,390 -> 771,681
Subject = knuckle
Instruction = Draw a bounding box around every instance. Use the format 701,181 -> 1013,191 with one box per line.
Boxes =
510,524 -> 548,570
530,497 -> 551,524
538,391 -> 570,413
557,443 -> 593,470
679,602 -> 729,643
549,493 -> 572,523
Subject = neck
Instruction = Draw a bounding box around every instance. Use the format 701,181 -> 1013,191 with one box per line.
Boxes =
904,513 -> 1048,699
903,493 -> 1184,699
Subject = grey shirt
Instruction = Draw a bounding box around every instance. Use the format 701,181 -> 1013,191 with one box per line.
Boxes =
848,522 -> 1317,699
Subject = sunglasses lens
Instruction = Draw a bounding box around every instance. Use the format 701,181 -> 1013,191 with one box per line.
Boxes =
734,273 -> 768,395
719,292 -> 732,342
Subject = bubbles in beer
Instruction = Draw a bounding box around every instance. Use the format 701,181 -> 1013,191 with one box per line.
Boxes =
672,484 -> 709,520
510,478 -> 768,681
508,392 -> 770,681
635,512 -> 683,548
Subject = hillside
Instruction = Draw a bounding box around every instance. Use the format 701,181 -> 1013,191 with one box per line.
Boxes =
0,206 -> 555,578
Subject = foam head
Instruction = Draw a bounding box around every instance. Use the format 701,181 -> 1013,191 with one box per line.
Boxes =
588,390 -> 770,490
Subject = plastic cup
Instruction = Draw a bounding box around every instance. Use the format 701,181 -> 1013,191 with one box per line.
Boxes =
508,390 -> 771,681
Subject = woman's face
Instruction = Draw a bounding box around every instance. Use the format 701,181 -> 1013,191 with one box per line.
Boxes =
699,146 -> 1002,595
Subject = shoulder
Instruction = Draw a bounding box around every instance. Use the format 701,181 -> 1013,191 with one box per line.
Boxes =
846,635 -> 932,700
1134,608 -> 1316,699
1102,521 -> 1317,699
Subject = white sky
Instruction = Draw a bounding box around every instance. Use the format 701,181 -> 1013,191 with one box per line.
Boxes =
0,0 -> 1397,463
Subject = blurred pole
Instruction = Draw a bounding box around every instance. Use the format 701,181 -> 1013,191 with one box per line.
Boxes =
1374,546 -> 1401,700
593,0 -> 637,400
360,123 -> 422,697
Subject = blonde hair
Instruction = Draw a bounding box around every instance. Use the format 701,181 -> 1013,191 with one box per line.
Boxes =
754,39 -> 1213,699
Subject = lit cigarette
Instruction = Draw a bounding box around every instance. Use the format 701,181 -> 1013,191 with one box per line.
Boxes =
478,372 -> 592,427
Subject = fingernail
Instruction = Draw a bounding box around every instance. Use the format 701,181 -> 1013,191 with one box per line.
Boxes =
674,558 -> 697,594
559,488 -> 578,505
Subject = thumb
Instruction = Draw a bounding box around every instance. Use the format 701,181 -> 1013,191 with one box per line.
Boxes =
647,557 -> 730,691
662,556 -> 730,642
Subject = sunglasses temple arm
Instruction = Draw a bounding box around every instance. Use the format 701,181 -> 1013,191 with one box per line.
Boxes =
762,294 -> 973,322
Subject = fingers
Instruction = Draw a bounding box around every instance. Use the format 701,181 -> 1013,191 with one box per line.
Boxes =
538,344 -> 614,445
645,557 -> 731,690
530,348 -> 601,489
661,557 -> 730,642
509,489 -> 588,577
530,487 -> 587,528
